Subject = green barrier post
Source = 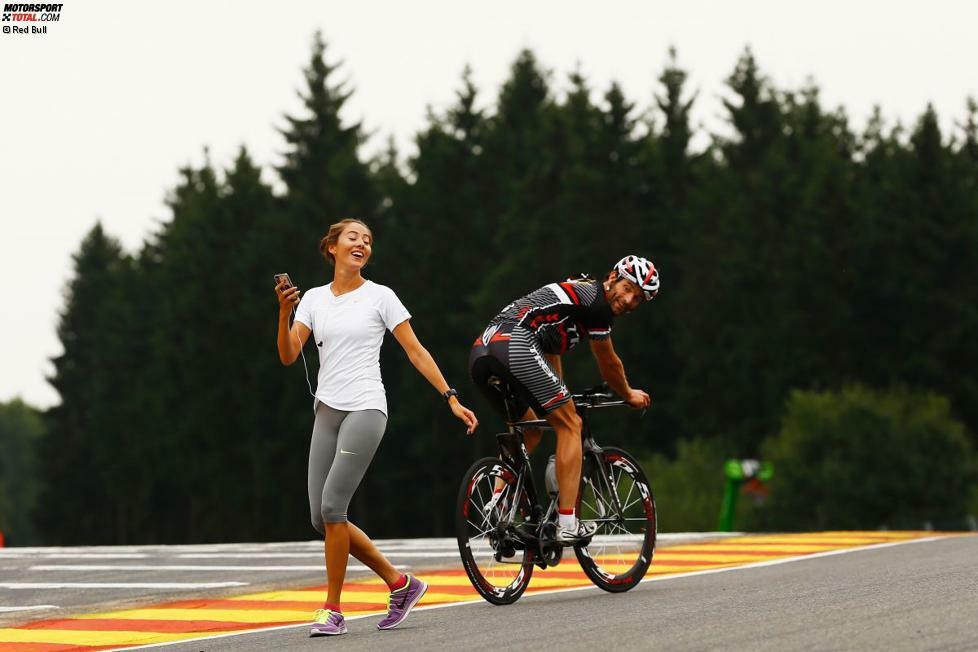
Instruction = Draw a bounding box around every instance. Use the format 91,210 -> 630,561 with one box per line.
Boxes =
718,459 -> 774,532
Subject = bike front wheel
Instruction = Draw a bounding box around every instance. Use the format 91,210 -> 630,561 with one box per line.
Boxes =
456,457 -> 534,605
575,446 -> 657,592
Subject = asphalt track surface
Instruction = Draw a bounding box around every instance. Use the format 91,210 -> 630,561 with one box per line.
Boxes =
147,535 -> 978,652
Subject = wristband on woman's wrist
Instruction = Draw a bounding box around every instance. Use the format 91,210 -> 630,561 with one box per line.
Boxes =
442,388 -> 458,402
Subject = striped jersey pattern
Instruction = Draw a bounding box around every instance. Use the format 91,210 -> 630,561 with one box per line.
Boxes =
488,280 -> 614,354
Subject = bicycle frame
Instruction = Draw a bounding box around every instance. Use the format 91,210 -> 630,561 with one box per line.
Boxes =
488,378 -> 634,562
458,380 -> 656,602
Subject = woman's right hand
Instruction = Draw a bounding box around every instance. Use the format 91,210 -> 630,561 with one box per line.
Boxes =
275,280 -> 301,313
449,399 -> 479,436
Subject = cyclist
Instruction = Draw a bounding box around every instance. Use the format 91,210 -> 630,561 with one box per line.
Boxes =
468,255 -> 657,543
276,218 -> 478,637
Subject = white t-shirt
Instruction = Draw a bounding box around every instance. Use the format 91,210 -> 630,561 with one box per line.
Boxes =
293,280 -> 411,415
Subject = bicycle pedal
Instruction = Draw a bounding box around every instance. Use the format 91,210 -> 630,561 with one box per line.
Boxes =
555,532 -> 594,547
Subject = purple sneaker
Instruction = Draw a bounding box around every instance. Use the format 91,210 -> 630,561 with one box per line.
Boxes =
377,574 -> 428,630
309,609 -> 347,636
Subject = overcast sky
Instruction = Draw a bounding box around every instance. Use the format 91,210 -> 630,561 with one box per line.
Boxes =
1,0 -> 976,408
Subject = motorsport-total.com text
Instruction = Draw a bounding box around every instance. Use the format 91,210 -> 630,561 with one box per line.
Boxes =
2,3 -> 62,22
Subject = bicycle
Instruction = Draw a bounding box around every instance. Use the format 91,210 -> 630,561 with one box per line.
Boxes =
455,379 -> 657,605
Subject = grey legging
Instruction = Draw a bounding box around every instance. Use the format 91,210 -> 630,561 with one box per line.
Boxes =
308,401 -> 387,532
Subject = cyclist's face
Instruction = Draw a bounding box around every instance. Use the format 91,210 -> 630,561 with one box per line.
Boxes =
330,224 -> 372,269
605,276 -> 645,315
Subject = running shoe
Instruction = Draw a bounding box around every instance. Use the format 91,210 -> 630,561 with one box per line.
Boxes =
309,609 -> 347,636
377,575 -> 428,630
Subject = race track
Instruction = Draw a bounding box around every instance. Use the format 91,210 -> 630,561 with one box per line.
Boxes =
1,531 -> 974,651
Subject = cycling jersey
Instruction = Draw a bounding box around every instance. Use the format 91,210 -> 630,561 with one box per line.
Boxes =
481,280 -> 614,354
469,278 -> 613,416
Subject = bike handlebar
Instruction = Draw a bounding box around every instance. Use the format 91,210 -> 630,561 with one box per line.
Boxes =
571,382 -> 620,407
572,382 -> 648,417
503,383 -> 644,429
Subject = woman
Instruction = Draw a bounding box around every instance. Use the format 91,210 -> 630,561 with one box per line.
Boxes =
275,218 -> 478,637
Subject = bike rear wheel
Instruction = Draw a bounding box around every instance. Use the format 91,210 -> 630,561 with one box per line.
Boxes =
575,446 -> 656,592
456,457 -> 534,605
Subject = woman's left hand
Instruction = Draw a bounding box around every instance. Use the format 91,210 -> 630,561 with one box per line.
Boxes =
450,400 -> 479,435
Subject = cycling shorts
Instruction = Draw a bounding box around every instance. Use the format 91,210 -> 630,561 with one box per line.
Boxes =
468,321 -> 571,418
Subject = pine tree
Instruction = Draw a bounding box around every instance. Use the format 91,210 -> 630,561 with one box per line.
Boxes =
656,47 -> 696,196
278,31 -> 377,235
477,49 -> 559,304
39,224 -> 134,543
961,98 -> 978,164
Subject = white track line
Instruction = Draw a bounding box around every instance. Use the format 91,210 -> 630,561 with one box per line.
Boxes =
178,552 -> 460,559
30,564 -> 408,572
0,582 -> 248,589
178,554 -> 322,559
116,535 -> 962,652
375,552 -> 461,558
0,533 -> 743,559
0,605 -> 59,612
42,554 -> 149,559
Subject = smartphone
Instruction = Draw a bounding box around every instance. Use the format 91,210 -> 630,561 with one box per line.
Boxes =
273,273 -> 293,289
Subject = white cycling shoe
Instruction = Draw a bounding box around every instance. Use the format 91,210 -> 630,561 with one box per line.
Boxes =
555,519 -> 598,544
